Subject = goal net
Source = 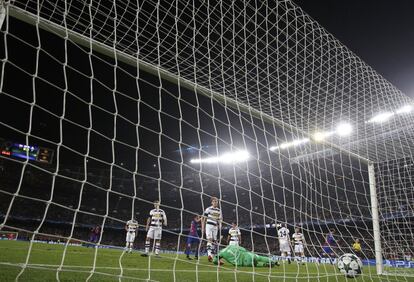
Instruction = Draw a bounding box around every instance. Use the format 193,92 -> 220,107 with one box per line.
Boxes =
0,0 -> 413,281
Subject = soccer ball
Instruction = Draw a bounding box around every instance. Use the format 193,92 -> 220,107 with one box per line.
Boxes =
337,253 -> 362,278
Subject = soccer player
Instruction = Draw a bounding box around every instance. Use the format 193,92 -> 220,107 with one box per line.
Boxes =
277,223 -> 292,264
352,239 -> 362,257
213,244 -> 276,267
185,215 -> 201,260
88,224 -> 101,246
125,218 -> 138,253
322,229 -> 337,264
202,196 -> 222,262
403,249 -> 412,262
227,222 -> 241,246
292,226 -> 306,264
141,200 -> 167,257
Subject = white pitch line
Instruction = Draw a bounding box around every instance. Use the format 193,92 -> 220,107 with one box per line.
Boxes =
0,262 -> 159,282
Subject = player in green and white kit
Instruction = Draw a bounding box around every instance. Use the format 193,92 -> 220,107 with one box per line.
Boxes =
213,245 -> 277,267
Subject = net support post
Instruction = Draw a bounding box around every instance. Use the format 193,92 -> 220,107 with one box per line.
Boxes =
368,162 -> 383,275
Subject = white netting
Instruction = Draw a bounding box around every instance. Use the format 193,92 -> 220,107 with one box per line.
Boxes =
0,0 -> 413,281
376,159 -> 414,276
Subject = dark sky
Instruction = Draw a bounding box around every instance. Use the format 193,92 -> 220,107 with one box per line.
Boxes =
294,0 -> 414,98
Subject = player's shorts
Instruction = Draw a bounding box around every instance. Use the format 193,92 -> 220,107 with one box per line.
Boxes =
186,235 -> 200,245
205,224 -> 218,241
323,246 -> 333,254
294,244 -> 304,253
147,227 -> 162,240
279,241 -> 291,253
229,241 -> 239,246
126,231 -> 136,243
89,233 -> 99,243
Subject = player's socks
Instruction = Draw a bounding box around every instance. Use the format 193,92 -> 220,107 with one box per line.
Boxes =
155,242 -> 160,255
145,240 -> 150,254
207,242 -> 212,257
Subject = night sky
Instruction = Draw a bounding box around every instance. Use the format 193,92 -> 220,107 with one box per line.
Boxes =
294,0 -> 414,98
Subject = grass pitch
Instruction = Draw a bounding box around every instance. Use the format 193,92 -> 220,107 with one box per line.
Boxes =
0,240 -> 409,281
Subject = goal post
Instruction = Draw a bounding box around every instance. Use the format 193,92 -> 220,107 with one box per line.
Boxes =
367,162 -> 383,275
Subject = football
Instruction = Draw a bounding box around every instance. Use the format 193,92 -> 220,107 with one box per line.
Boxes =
337,253 -> 362,278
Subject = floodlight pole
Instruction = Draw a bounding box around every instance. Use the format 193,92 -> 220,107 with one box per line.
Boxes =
368,162 -> 383,275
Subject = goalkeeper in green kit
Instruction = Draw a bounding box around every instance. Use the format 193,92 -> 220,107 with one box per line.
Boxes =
213,245 -> 278,267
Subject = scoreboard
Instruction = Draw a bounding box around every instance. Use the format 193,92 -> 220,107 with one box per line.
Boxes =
1,141 -> 54,164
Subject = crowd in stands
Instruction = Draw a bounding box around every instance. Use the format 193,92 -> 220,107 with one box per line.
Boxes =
0,158 -> 412,261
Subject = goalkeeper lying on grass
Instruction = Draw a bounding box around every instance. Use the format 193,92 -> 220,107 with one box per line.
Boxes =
213,245 -> 279,267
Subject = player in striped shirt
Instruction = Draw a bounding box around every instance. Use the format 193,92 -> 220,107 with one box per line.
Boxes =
277,223 -> 292,264
125,219 -> 138,253
291,227 -> 306,264
202,197 -> 222,262
141,200 -> 167,257
227,222 -> 241,246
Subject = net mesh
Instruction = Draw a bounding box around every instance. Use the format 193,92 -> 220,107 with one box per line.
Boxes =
0,0 -> 413,280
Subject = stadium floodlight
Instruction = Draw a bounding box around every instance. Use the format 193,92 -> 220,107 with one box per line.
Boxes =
270,138 -> 310,151
396,104 -> 412,114
312,131 -> 334,142
335,123 -> 353,137
190,150 -> 250,164
367,112 -> 395,123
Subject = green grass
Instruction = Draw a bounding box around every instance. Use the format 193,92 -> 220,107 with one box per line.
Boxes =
0,240 -> 410,281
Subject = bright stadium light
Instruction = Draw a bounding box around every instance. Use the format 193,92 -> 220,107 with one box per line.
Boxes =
269,138 -> 310,151
367,112 -> 395,123
312,131 -> 334,142
396,104 -> 412,114
335,122 -> 353,136
190,150 -> 250,164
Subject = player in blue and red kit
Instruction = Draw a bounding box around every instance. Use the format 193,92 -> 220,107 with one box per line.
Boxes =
88,225 -> 101,246
185,215 -> 201,260
322,229 -> 338,264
